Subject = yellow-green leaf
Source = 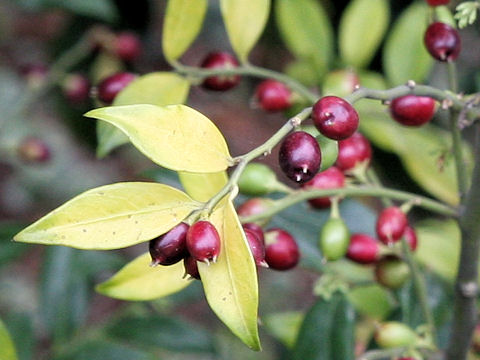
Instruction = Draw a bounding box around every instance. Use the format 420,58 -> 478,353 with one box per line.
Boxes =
96,72 -> 191,158
220,0 -> 271,63
199,200 -> 260,350
163,0 -> 208,62
339,0 -> 390,68
87,104 -> 232,172
0,318 -> 18,360
14,182 -> 199,249
96,252 -> 191,300
263,312 -> 304,349
178,171 -> 228,202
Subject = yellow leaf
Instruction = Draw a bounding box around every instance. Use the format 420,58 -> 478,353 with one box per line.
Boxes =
0,318 -> 18,360
220,0 -> 270,63
86,104 -> 232,173
199,200 -> 260,350
14,182 -> 199,249
96,252 -> 191,300
178,171 -> 228,202
163,0 -> 208,62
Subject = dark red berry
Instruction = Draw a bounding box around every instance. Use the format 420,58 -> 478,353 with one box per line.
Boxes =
264,228 -> 300,270
403,226 -> 418,252
114,32 -> 141,62
254,79 -> 292,112
200,52 -> 240,91
96,72 -> 137,104
426,0 -> 449,6
374,255 -> 410,289
376,207 -> 408,245
243,223 -> 264,243
301,166 -> 345,208
186,221 -> 221,263
244,229 -> 268,267
346,233 -> 380,264
424,22 -> 461,62
390,95 -> 436,127
17,137 -> 51,163
279,131 -> 321,183
62,73 -> 90,104
184,256 -> 200,280
335,132 -> 372,171
312,96 -> 359,140
149,222 -> 189,266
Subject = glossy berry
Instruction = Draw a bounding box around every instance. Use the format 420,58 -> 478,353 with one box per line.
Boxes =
319,217 -> 350,261
201,52 -> 240,91
149,222 -> 189,266
322,69 -> 360,97
62,73 -> 90,104
390,95 -> 436,126
264,228 -> 300,270
312,96 -> 359,140
243,223 -> 264,243
424,22 -> 461,62
302,166 -> 345,208
316,134 -> 339,171
17,137 -> 51,163
184,256 -> 200,280
237,198 -> 274,226
96,72 -> 136,104
376,207 -> 408,245
335,132 -> 372,171
346,233 -> 380,264
254,79 -> 292,112
238,163 -> 278,196
244,229 -> 268,267
279,131 -> 321,183
375,255 -> 410,289
186,221 -> 221,263
114,32 -> 141,62
404,226 -> 418,252
426,0 -> 449,6
375,322 -> 417,349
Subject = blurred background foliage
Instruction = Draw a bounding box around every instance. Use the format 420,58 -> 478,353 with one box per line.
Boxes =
0,0 -> 479,359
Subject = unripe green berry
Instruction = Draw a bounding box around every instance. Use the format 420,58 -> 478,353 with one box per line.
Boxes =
374,256 -> 410,289
319,217 -> 350,261
322,69 -> 360,97
316,134 -> 339,171
238,163 -> 279,196
375,322 -> 417,349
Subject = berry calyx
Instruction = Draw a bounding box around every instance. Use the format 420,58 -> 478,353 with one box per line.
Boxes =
184,256 -> 200,280
264,228 -> 300,270
346,233 -> 380,264
302,166 -> 345,208
279,131 -> 321,183
374,255 -> 411,289
243,223 -> 264,243
238,163 -> 279,196
319,217 -> 350,261
200,52 -> 240,91
426,0 -> 449,6
149,222 -> 189,266
312,96 -> 359,140
254,79 -> 293,112
62,73 -> 90,104
96,72 -> 137,104
376,206 -> 408,245
390,95 -> 436,126
186,221 -> 221,264
403,226 -> 418,252
424,22 -> 461,62
244,229 -> 268,267
17,137 -> 51,163
335,132 -> 372,172
114,32 -> 141,62
374,322 -> 418,349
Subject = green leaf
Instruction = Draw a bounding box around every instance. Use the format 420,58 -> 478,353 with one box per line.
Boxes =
107,314 -> 214,353
220,0 -> 271,63
347,284 -> 394,319
275,0 -> 333,78
96,72 -> 190,158
178,171 -> 228,202
96,252 -> 191,300
339,0 -> 390,68
383,2 -> 433,85
199,200 -> 260,350
0,223 -> 28,267
0,318 -> 18,360
331,296 -> 355,360
14,182 -> 199,249
263,312 -> 304,349
3,313 -> 33,360
87,104 -> 232,172
163,0 -> 208,62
